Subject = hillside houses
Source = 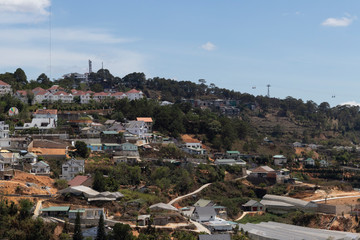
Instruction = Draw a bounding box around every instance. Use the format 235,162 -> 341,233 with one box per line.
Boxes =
0,80 -> 12,95
15,86 -> 144,104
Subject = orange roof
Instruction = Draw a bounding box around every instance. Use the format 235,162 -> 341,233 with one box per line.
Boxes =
94,92 -> 109,96
0,80 -> 10,86
54,91 -> 69,96
126,89 -> 141,94
181,134 -> 201,143
34,109 -> 58,115
111,92 -> 125,96
136,117 -> 153,123
68,175 -> 91,187
30,148 -> 66,156
16,90 -> 27,96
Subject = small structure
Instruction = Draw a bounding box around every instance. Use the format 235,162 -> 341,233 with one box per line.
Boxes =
181,134 -> 206,155
191,207 -> 216,222
20,152 -> 37,163
214,159 -> 246,166
0,80 -> 12,95
61,159 -> 85,180
276,168 -> 291,183
319,159 -> 329,168
136,117 -> 153,132
30,161 -> 50,175
304,158 -> 315,166
273,155 -> 287,166
40,206 -> 70,217
249,166 -> 276,178
242,200 -> 265,212
68,208 -> 105,220
226,150 -> 240,159
137,215 -> 150,226
261,194 -> 317,213
125,121 -> 148,139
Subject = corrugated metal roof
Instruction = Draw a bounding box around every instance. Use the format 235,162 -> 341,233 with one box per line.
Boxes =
41,206 -> 70,212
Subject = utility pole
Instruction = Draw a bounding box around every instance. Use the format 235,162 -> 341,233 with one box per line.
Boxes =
266,84 -> 271,98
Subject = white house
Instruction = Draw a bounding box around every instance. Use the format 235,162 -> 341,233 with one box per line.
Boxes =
181,134 -> 206,155
0,121 -> 10,149
126,89 -> 144,101
125,121 -> 148,138
0,80 -> 12,95
33,109 -> 58,122
62,159 -> 85,180
319,159 -> 329,168
273,155 -> 287,166
191,207 -> 216,222
31,161 -> 50,175
304,158 -> 315,166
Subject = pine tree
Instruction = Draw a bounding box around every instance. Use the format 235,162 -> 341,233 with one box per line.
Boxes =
96,213 -> 106,240
73,211 -> 83,240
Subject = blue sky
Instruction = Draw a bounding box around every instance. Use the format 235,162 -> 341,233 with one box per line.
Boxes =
1,0 -> 360,106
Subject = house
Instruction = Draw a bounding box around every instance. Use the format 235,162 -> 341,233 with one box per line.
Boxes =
68,175 -> 93,187
30,161 -> 50,175
20,152 -> 37,163
181,134 -> 207,155
242,200 -> 265,212
61,159 -> 85,180
136,117 -> 153,132
276,168 -> 291,183
117,142 -> 139,156
226,150 -> 240,159
198,234 -> 231,240
111,92 -> 127,100
33,109 -> 58,121
0,121 -> 10,148
261,194 -> 318,213
0,152 -> 20,167
28,139 -> 69,160
273,155 -> 287,165
319,159 -> 329,168
87,143 -> 103,152
213,206 -> 228,218
250,166 -> 276,178
68,208 -> 105,220
101,131 -> 121,143
80,127 -> 101,138
40,206 -> 70,217
292,142 -> 303,148
191,207 -> 216,222
126,89 -> 144,101
113,156 -> 139,164
125,121 -> 148,138
304,158 -> 315,166
137,215 -> 151,226
0,80 -> 12,95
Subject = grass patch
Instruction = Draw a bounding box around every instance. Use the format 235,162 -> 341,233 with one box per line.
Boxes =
119,189 -> 163,205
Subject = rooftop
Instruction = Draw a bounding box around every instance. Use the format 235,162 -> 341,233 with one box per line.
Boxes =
41,206 -> 70,212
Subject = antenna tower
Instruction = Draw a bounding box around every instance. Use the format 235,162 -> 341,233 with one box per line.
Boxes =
267,84 -> 271,97
89,60 -> 92,74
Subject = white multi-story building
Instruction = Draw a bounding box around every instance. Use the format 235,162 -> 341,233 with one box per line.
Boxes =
125,121 -> 148,138
0,121 -> 10,149
0,80 -> 12,95
61,159 -> 85,180
126,89 -> 144,101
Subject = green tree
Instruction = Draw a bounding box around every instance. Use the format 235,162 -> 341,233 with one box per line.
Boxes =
75,141 -> 90,158
107,223 -> 133,240
73,211 -> 83,240
14,68 -> 27,85
96,213 -> 106,240
37,73 -> 52,88
93,171 -> 106,192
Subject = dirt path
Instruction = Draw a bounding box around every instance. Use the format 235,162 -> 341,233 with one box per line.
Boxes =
168,183 -> 212,205
235,212 -> 249,221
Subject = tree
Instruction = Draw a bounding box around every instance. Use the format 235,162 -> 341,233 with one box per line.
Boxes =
37,73 -> 52,88
75,141 -> 90,158
73,211 -> 83,240
93,171 -> 106,192
14,68 -> 27,85
96,213 -> 106,240
107,223 -> 133,240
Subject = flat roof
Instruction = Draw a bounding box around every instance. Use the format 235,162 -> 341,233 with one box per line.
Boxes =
41,206 -> 70,212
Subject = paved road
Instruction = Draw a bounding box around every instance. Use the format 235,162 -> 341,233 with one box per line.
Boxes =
311,195 -> 360,202
168,183 -> 212,205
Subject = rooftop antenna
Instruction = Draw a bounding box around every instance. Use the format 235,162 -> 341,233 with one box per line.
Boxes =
49,4 -> 52,80
88,60 -> 92,74
266,84 -> 271,97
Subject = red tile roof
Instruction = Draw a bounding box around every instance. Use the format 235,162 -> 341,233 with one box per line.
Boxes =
0,80 -> 10,86
34,109 -> 58,115
68,175 -> 91,187
136,117 -> 153,123
93,92 -> 109,96
16,90 -> 27,96
111,92 -> 125,96
126,89 -> 141,94
53,91 -> 69,96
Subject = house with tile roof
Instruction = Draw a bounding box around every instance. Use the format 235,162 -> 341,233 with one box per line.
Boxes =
30,161 -> 50,175
67,175 -> 93,187
126,89 -> 144,100
62,158 -> 85,180
0,80 -> 12,95
136,117 -> 153,132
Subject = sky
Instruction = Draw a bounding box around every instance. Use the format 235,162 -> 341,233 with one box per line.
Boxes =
1,0 -> 360,106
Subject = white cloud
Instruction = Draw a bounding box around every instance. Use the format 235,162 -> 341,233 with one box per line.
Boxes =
201,42 -> 216,51
321,15 -> 356,27
0,0 -> 50,24
340,101 -> 360,107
